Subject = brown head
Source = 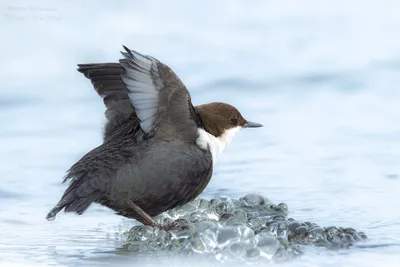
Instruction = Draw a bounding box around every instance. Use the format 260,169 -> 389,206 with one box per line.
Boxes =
195,102 -> 263,138
194,102 -> 262,163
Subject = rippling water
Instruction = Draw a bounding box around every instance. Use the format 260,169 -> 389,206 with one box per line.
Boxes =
1,0 -> 400,266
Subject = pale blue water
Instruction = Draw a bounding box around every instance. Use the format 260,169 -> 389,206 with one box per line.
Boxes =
1,0 -> 400,266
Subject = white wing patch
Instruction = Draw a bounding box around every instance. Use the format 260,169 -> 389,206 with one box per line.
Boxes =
196,126 -> 241,165
120,48 -> 161,134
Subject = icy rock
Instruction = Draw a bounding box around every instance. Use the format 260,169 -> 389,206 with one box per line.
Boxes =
237,225 -> 255,240
241,194 -> 266,207
248,217 -> 263,230
215,201 -> 235,215
225,217 -> 243,226
217,227 -> 241,248
234,210 -> 248,223
188,211 -> 206,223
275,221 -> 290,238
127,225 -> 155,242
218,212 -> 235,225
123,194 -> 367,263
214,249 -> 231,262
246,247 -> 261,260
254,232 -> 281,259
199,229 -> 218,250
229,241 -> 251,258
190,237 -> 207,253
196,220 -> 219,232
308,226 -> 326,243
198,199 -> 210,210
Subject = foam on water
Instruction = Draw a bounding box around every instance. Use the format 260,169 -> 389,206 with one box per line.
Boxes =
122,194 -> 367,264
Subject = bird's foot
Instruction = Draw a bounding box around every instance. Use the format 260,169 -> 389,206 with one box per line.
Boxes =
125,200 -> 191,231
159,219 -> 192,231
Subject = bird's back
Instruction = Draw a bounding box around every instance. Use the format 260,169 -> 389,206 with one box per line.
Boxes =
46,46 -> 211,222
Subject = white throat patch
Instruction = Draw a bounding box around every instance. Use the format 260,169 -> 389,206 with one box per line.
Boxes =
196,126 -> 241,165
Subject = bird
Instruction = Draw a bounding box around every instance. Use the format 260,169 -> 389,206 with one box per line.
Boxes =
46,45 -> 263,227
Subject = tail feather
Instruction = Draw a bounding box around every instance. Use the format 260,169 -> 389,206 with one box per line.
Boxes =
65,192 -> 100,214
47,143 -> 111,221
46,178 -> 102,221
46,194 -> 99,221
46,202 -> 65,221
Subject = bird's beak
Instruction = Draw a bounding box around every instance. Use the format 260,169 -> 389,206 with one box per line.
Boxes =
242,121 -> 263,128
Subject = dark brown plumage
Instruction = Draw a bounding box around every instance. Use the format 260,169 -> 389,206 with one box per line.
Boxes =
46,46 -> 262,226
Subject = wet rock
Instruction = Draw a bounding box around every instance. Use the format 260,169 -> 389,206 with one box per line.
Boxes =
248,217 -> 263,230
154,213 -> 174,226
272,214 -> 287,221
229,242 -> 250,258
241,194 -> 265,207
196,220 -> 219,233
308,226 -> 326,243
288,225 -> 309,243
288,221 -> 301,232
214,249 -> 231,262
209,198 -> 221,208
246,247 -> 261,260
215,201 -> 235,215
234,210 -> 248,223
198,199 -> 210,210
358,231 -> 368,240
190,237 -> 207,253
188,211 -> 206,223
218,212 -> 235,225
225,217 -> 243,226
123,194 -> 367,263
276,221 -> 290,238
278,203 -> 288,212
237,225 -> 255,240
254,232 -> 281,259
217,227 -> 241,248
295,225 -> 309,235
199,229 -> 218,250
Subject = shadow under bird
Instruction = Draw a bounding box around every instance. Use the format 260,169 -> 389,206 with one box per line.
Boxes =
46,45 -> 263,227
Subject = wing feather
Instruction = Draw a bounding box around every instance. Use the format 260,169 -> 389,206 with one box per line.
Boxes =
77,45 -> 200,139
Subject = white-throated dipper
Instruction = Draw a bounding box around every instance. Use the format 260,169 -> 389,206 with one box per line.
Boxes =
46,46 -> 263,226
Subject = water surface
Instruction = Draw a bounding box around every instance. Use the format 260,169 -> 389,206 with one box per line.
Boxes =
1,0 -> 400,266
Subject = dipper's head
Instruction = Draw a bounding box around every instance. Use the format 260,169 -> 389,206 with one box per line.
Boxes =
195,102 -> 263,143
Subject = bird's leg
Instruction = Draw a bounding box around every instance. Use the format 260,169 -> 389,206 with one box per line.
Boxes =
126,200 -> 157,227
126,200 -> 188,231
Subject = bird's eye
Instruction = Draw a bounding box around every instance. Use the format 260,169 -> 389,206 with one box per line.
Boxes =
230,117 -> 238,125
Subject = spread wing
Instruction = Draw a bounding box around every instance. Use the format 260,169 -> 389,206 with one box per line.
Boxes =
77,63 -> 134,138
78,46 -> 201,141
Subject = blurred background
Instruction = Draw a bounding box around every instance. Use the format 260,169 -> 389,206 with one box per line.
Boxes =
0,0 -> 399,266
